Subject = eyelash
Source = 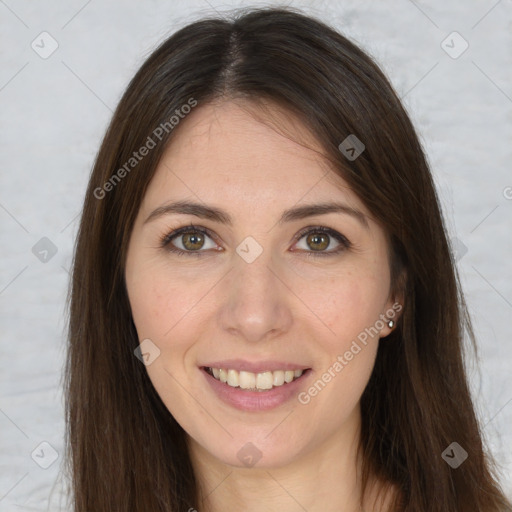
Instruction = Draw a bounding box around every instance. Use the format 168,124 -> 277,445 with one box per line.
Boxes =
159,223 -> 351,259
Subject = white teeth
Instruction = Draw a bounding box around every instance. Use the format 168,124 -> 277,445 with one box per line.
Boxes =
273,370 -> 285,386
239,371 -> 255,390
227,369 -> 239,387
207,367 -> 305,390
256,371 -> 273,390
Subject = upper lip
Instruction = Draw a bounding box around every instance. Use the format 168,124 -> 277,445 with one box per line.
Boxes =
201,359 -> 310,373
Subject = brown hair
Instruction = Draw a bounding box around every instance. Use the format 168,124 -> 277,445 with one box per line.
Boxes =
65,6 -> 512,511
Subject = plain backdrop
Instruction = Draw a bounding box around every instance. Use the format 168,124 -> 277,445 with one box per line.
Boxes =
1,0 -> 511,510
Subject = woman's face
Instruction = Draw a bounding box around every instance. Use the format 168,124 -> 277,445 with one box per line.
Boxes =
125,100 -> 399,469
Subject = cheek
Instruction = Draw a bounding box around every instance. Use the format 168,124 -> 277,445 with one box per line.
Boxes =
296,276 -> 383,419
296,270 -> 387,411
127,275 -> 173,340
298,267 -> 388,348
126,253 -> 195,339
126,258 -> 222,372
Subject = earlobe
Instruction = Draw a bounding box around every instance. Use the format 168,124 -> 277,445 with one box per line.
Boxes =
379,298 -> 403,338
379,317 -> 397,339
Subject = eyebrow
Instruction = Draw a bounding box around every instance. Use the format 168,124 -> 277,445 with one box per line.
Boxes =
143,200 -> 369,229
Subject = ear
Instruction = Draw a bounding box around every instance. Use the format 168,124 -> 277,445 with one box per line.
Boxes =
379,270 -> 406,338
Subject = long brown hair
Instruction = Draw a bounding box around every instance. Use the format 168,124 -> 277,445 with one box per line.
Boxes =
65,6 -> 512,511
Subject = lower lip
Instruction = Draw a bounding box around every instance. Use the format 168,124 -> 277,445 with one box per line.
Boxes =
200,368 -> 312,411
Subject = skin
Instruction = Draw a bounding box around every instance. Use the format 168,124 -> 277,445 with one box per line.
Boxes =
125,100 -> 402,512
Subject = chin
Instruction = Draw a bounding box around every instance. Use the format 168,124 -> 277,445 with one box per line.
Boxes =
203,434 -> 305,470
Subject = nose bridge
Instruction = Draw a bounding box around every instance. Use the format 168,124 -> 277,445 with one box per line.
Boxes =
217,240 -> 293,342
235,249 -> 275,301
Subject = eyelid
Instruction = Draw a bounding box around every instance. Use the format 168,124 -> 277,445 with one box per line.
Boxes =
159,224 -> 351,256
293,225 -> 350,247
160,223 -> 218,247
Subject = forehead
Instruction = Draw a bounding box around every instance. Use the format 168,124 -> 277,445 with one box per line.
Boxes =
141,100 -> 366,216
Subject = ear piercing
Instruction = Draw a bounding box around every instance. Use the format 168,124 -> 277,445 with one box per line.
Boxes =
387,320 -> 395,329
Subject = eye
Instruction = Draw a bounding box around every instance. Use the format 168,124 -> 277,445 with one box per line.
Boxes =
160,224 -> 218,256
293,226 -> 351,258
159,224 -> 351,257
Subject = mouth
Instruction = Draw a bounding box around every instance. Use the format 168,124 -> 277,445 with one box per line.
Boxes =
202,366 -> 311,391
199,359 -> 313,411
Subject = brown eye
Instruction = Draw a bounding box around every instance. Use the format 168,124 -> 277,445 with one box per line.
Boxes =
181,231 -> 206,251
306,232 -> 330,251
161,226 -> 217,255
294,226 -> 351,258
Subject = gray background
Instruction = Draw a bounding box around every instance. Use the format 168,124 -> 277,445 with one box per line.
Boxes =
1,0 -> 511,509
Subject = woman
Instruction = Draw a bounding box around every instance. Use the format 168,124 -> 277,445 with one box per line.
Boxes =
65,6 -> 512,511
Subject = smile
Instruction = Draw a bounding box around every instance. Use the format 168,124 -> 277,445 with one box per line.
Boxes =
199,358 -> 313,411
205,367 -> 305,391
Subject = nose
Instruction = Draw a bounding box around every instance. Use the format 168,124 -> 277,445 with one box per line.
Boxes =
217,249 -> 293,343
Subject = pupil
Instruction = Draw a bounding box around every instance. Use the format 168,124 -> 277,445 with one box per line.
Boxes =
309,233 -> 328,251
184,232 -> 203,250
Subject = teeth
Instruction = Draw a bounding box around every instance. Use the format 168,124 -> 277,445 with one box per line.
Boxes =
256,371 -> 273,390
239,371 -> 256,389
284,370 -> 295,383
273,371 -> 285,386
207,367 -> 305,390
227,369 -> 238,387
